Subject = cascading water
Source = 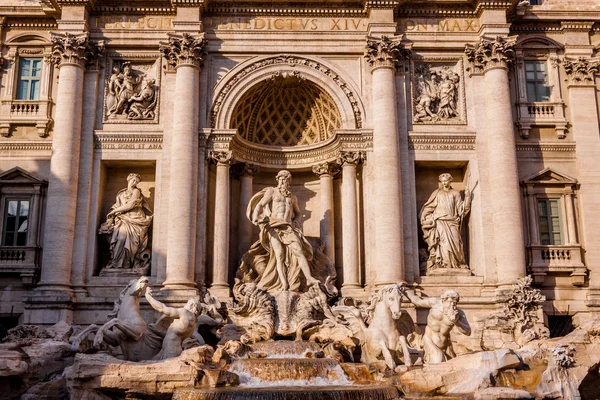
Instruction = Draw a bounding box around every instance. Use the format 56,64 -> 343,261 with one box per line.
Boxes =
172,341 -> 402,400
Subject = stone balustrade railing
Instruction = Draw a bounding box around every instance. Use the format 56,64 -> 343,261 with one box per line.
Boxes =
0,246 -> 40,286
528,244 -> 586,286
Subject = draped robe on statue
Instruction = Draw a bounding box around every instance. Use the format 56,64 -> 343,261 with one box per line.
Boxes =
420,188 -> 468,271
237,188 -> 334,293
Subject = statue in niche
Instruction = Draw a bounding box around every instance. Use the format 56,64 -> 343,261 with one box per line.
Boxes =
403,289 -> 471,364
413,65 -> 460,123
99,173 -> 153,275
145,287 -> 203,360
236,170 -> 335,294
106,62 -> 157,120
420,173 -> 471,274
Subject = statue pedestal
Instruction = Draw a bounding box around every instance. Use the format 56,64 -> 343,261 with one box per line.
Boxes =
426,268 -> 472,277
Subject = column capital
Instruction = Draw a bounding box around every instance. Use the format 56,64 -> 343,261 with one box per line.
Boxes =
208,150 -> 233,165
337,151 -> 365,167
465,36 -> 516,74
159,33 -> 207,69
50,32 -> 104,69
364,35 -> 411,71
312,161 -> 341,177
563,57 -> 600,87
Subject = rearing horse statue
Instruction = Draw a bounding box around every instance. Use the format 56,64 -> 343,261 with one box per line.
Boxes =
333,283 -> 414,370
70,276 -> 164,361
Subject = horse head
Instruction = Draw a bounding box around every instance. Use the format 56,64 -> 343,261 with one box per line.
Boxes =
202,292 -> 223,323
131,276 -> 150,297
371,283 -> 405,321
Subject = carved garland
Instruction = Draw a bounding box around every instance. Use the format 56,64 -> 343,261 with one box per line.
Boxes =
210,55 -> 363,129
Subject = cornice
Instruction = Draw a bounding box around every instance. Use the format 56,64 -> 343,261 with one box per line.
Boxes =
0,141 -> 52,151
4,18 -> 58,29
206,4 -> 367,17
397,4 -> 476,18
516,142 -> 576,154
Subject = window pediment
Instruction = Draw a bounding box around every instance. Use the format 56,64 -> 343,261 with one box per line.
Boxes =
522,168 -> 577,186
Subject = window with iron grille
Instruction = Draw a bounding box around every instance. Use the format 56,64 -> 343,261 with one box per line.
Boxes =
525,61 -> 551,102
16,58 -> 43,101
548,315 -> 574,338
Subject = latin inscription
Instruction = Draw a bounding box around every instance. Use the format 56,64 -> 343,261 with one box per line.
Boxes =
95,143 -> 162,150
205,17 -> 367,31
398,18 -> 479,32
94,16 -> 175,30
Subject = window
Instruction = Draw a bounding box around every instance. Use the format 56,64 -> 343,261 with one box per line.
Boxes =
529,0 -> 543,5
547,315 -> 574,338
2,199 -> 29,246
16,58 -> 42,101
537,198 -> 562,245
525,61 -> 551,102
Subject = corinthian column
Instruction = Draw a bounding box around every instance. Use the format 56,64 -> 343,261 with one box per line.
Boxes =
37,33 -> 103,294
338,151 -> 363,294
237,163 -> 260,261
465,37 -> 526,284
209,151 -> 233,298
159,34 -> 207,291
312,161 -> 340,262
365,36 -> 410,286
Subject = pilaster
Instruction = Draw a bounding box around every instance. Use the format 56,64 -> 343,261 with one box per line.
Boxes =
312,161 -> 340,263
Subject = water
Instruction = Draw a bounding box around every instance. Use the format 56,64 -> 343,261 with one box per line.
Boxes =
172,386 -> 401,400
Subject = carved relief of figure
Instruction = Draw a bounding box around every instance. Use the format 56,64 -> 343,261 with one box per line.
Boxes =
436,70 -> 460,120
106,66 -> 123,116
413,65 -> 461,123
237,170 -> 335,293
403,289 -> 471,364
128,79 -> 157,120
420,173 -> 471,273
145,288 -> 202,360
105,61 -> 157,121
99,173 -> 153,274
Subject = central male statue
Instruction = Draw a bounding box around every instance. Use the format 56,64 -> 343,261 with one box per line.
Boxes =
239,170 -> 331,293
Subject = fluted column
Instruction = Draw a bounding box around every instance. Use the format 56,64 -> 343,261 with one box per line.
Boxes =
237,163 -> 260,261
466,37 -> 526,285
338,151 -> 363,293
37,33 -> 103,293
160,34 -> 207,291
365,36 -> 410,285
312,161 -> 340,262
210,151 -> 233,298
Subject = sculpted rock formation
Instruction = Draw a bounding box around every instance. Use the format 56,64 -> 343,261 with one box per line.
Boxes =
403,289 -> 471,364
98,173 -> 153,275
420,173 -> 471,274
237,170 -> 335,293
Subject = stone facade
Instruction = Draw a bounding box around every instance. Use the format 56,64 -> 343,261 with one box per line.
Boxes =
0,0 -> 599,334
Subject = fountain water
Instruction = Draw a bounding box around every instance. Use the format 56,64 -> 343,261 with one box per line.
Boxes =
172,341 -> 402,400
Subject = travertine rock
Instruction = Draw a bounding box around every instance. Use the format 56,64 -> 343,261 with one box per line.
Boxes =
474,387 -> 533,400
65,345 -> 220,398
398,348 -> 521,395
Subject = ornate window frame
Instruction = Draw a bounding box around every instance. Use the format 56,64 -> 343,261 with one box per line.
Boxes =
0,34 -> 54,138
514,36 -> 567,139
521,168 -> 586,286
0,167 -> 46,286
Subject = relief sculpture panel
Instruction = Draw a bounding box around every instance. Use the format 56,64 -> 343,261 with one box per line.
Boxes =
103,57 -> 160,123
411,60 -> 466,125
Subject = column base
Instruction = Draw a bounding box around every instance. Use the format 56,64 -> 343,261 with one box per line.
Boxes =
159,281 -> 199,300
209,284 -> 231,300
374,280 -> 407,288
23,286 -> 75,325
341,284 -> 366,299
